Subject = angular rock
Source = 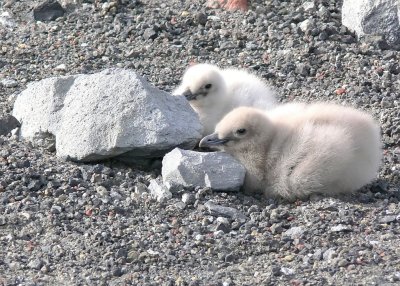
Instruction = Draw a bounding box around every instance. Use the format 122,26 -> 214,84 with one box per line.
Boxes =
379,215 -> 397,224
216,216 -> 230,226
302,2 -> 316,12
280,267 -> 295,275
181,193 -> 195,205
342,0 -> 400,50
284,226 -> 305,239
215,216 -> 231,233
195,12 -> 208,25
12,69 -> 202,163
134,183 -> 148,195
270,223 -> 284,234
215,221 -> 230,233
204,201 -> 247,223
295,63 -> 310,76
299,18 -> 315,33
143,28 -> 158,40
0,115 -> 20,136
28,259 -> 44,270
330,224 -> 352,232
1,79 -> 18,88
34,0 -> 66,22
313,249 -> 323,261
323,248 -> 336,262
0,10 -> 16,30
162,148 -> 246,191
148,179 -> 172,203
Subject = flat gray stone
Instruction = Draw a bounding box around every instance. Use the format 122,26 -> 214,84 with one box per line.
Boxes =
1,78 -> 18,88
342,0 -> 400,49
12,68 -> 202,162
330,224 -> 352,232
284,226 -> 305,238
33,0 -> 66,22
204,201 -> 248,223
162,148 -> 246,191
27,259 -> 44,270
379,215 -> 397,224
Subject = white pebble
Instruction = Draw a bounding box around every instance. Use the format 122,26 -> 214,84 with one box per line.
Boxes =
54,64 -> 67,71
1,79 -> 18,88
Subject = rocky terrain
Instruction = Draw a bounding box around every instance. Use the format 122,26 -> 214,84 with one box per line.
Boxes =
0,0 -> 399,285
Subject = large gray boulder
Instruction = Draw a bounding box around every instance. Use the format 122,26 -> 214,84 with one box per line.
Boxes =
342,0 -> 400,49
162,148 -> 246,191
12,68 -> 203,162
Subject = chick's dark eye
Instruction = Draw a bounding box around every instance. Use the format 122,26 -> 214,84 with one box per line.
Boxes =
204,83 -> 212,89
236,128 -> 246,135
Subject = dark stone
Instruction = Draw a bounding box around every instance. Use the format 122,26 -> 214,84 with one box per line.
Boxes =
92,164 -> 104,174
48,180 -> 61,188
319,31 -> 328,41
33,0 -> 66,22
358,193 -> 374,203
195,12 -> 208,25
116,248 -> 128,259
215,222 -> 230,233
342,35 -> 356,44
68,178 -> 81,187
224,252 -> 236,263
311,28 -> 320,36
0,115 -> 20,136
272,266 -> 282,276
112,267 -> 123,277
388,63 -> 400,75
371,180 -> 389,193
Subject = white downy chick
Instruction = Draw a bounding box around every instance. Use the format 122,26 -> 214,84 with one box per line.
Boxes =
199,103 -> 382,200
173,63 -> 277,135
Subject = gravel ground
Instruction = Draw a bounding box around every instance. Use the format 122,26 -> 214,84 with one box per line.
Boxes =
1,0 -> 400,285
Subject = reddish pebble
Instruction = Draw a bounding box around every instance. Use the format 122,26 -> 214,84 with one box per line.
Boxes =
207,0 -> 248,11
294,200 -> 302,206
262,52 -> 270,64
336,88 -> 346,95
27,241 -> 35,252
290,280 -> 303,286
315,72 -> 325,80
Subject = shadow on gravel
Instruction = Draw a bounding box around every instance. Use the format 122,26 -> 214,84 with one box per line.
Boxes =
321,178 -> 398,205
209,178 -> 398,209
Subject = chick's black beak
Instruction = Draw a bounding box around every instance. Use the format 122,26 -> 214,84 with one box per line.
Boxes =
199,133 -> 230,148
181,89 -> 198,101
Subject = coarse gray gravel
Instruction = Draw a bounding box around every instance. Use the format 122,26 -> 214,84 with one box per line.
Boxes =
0,0 -> 399,285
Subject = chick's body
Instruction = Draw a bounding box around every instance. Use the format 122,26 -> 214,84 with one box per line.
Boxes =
200,103 -> 382,200
173,64 -> 277,135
